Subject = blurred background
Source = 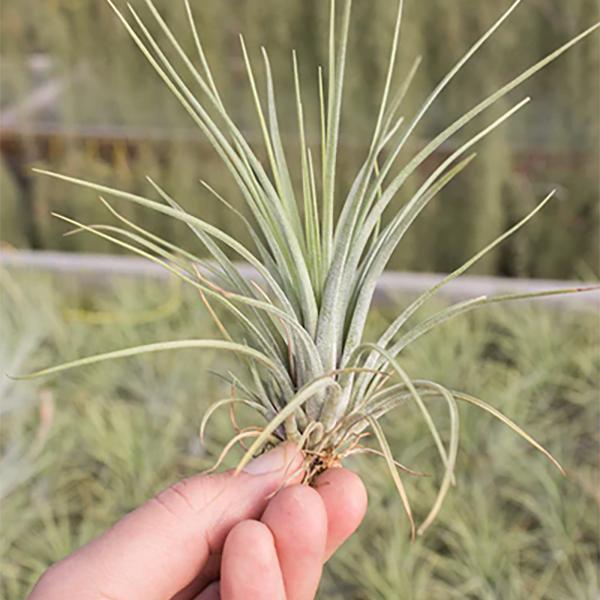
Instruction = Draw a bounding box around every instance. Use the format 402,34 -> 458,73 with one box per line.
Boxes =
1,2 -> 599,599
1,0 -> 598,279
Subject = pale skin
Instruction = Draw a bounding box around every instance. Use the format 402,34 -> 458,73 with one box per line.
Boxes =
29,443 -> 367,600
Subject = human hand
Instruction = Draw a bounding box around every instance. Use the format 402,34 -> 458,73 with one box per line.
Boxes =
29,443 -> 367,600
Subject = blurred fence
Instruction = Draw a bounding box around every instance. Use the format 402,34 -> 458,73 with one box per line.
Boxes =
2,249 -> 598,309
1,0 -> 598,279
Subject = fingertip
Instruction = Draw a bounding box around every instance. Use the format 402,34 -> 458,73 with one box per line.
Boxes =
225,519 -> 276,560
262,484 -> 328,599
241,441 -> 303,478
314,468 -> 368,560
221,520 -> 286,599
314,467 -> 368,516
264,484 -> 328,552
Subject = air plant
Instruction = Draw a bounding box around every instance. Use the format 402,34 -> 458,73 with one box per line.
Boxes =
21,0 -> 599,538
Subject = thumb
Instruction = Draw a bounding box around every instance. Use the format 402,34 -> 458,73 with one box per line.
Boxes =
30,442 -> 302,600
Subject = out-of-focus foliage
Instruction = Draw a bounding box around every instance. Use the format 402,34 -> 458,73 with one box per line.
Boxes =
1,272 -> 598,599
1,0 -> 598,278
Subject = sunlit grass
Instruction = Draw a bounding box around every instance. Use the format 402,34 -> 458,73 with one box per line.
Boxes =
1,273 -> 598,599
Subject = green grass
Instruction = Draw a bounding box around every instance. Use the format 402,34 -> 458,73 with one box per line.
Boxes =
2,271 -> 598,599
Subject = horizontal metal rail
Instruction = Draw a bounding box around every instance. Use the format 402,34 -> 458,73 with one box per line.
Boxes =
1,249 -> 598,309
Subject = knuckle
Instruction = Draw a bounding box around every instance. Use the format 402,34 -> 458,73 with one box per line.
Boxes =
152,478 -> 197,519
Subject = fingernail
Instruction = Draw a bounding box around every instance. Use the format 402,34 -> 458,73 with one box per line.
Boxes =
243,442 -> 295,475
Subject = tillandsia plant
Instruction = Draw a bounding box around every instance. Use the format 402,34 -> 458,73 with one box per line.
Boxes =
21,0 -> 599,538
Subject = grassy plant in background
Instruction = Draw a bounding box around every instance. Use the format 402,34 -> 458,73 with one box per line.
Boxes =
19,0 -> 599,538
2,1 -> 598,278
2,275 -> 598,599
